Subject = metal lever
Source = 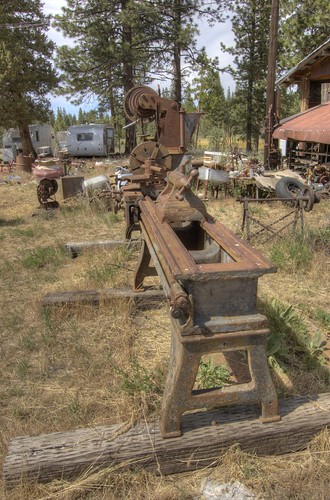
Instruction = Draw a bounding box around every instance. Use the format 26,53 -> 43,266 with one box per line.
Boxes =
166,169 -> 199,201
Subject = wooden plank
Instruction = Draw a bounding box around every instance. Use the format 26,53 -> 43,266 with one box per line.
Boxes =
4,393 -> 330,488
65,239 -> 141,257
42,288 -> 165,308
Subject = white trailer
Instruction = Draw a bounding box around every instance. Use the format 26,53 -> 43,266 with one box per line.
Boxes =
67,124 -> 115,157
2,124 -> 56,160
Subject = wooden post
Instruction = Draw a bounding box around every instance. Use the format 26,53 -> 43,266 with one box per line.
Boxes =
264,0 -> 280,167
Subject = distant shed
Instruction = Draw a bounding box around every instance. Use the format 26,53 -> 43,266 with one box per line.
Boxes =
274,38 -> 330,167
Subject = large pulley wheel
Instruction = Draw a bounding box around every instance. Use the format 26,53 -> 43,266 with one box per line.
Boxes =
124,85 -> 159,121
129,141 -> 172,175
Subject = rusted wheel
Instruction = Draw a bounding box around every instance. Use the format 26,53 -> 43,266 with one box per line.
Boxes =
129,141 -> 172,174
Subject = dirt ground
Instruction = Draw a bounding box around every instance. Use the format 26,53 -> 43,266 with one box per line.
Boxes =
0,161 -> 329,499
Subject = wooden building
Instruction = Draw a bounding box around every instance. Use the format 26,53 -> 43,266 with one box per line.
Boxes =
274,38 -> 330,167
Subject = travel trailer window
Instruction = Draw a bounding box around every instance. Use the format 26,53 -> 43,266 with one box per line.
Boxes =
35,131 -> 40,142
77,133 -> 93,141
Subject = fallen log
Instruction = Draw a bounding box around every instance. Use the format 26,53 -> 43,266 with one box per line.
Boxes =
42,288 -> 165,309
4,393 -> 330,489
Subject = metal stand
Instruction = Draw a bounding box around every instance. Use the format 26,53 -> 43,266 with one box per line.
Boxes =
160,324 -> 280,438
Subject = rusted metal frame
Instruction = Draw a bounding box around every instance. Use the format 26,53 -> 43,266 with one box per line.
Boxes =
139,197 -> 275,281
139,197 -> 196,278
241,197 -> 304,242
251,210 -> 297,236
240,196 -> 313,204
247,211 -> 297,242
133,238 -> 158,291
201,218 -> 276,273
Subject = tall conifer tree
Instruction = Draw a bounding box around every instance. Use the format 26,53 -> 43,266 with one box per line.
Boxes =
0,0 -> 58,157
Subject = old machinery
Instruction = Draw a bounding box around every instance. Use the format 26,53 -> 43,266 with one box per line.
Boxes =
132,168 -> 281,437
116,85 -> 281,437
124,85 -> 201,171
37,178 -> 59,210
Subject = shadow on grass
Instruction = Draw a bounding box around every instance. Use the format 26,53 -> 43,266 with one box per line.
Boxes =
0,217 -> 25,227
259,298 -> 330,396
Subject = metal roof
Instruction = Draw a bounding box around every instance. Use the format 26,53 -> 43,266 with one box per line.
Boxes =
276,37 -> 330,87
273,101 -> 330,143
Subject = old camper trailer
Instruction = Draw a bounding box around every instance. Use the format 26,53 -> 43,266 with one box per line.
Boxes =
67,124 -> 114,157
2,124 -> 56,161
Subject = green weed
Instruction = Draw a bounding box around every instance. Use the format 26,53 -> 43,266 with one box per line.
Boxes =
263,299 -> 327,371
0,216 -> 24,227
85,263 -> 120,284
12,228 -> 35,238
269,234 -> 312,271
17,359 -> 29,379
41,307 -> 58,345
248,205 -> 265,216
67,399 -> 80,415
113,360 -> 164,396
312,308 -> 330,329
22,245 -> 66,269
196,357 -> 230,389
19,335 -> 37,352
307,226 -> 330,253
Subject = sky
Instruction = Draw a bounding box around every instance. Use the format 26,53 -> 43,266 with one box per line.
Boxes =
44,0 -> 236,115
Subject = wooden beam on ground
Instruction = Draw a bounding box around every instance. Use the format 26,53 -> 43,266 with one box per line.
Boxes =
4,393 -> 330,489
42,288 -> 165,309
65,239 -> 141,257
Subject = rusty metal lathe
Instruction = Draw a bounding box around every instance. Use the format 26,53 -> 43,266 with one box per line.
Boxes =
118,86 -> 281,437
132,171 -> 280,437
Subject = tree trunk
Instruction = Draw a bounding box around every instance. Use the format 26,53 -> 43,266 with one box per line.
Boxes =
4,393 -> 330,489
172,0 -> 182,105
246,81 -> 253,153
19,124 -> 37,159
173,46 -> 182,106
121,0 -> 136,154
109,86 -> 121,153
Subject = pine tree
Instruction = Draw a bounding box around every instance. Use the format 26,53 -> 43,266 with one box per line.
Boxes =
191,50 -> 227,150
55,0 -> 228,151
279,0 -> 330,71
222,0 -> 270,152
55,0 -> 158,153
151,0 -> 227,104
0,0 -> 58,157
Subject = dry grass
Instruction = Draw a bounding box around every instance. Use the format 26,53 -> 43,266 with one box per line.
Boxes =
0,164 -> 330,499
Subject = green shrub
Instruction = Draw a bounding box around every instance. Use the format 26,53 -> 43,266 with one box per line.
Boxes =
196,357 -> 231,389
113,360 -> 164,396
23,245 -> 66,269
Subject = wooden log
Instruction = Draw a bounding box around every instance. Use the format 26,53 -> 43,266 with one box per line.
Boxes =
65,239 -> 141,257
42,288 -> 165,308
4,393 -> 330,489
